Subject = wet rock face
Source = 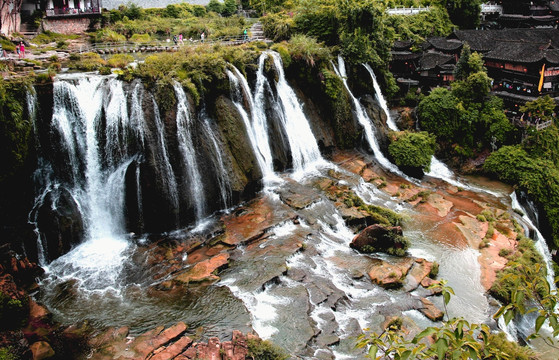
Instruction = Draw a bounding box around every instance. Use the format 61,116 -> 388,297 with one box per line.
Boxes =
36,187 -> 84,262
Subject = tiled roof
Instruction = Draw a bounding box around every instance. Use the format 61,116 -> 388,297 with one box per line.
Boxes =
393,40 -> 414,50
391,51 -> 421,60
453,28 -> 559,52
419,52 -> 454,70
427,37 -> 463,51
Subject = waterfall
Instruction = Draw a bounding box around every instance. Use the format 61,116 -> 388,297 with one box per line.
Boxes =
227,67 -> 277,183
510,192 -> 556,287
173,82 -> 206,221
268,51 -> 326,177
251,55 -> 280,182
151,95 -> 180,221
200,111 -> 232,210
39,75 -> 138,291
333,57 -> 408,179
363,64 -> 398,131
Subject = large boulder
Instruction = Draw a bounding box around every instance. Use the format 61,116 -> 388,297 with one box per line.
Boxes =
351,224 -> 409,256
35,187 -> 84,262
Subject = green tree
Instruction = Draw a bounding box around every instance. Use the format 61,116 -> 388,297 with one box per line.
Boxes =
454,45 -> 484,81
206,0 -> 224,14
222,0 -> 238,16
417,87 -> 460,142
437,0 -> 482,29
388,131 -> 436,173
520,95 -> 556,122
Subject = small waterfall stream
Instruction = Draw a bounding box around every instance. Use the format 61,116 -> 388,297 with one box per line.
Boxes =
363,64 -> 398,131
333,57 -> 408,179
174,82 -> 206,221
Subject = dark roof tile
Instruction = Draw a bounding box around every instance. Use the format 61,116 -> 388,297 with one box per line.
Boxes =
419,52 -> 454,70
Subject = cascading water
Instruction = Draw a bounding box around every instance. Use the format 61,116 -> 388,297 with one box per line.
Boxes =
227,66 -> 277,184
37,75 -> 136,292
363,63 -> 398,131
268,51 -> 326,178
333,57 -> 409,179
151,95 -> 180,220
200,111 -> 232,210
174,82 -> 206,221
510,192 -> 556,287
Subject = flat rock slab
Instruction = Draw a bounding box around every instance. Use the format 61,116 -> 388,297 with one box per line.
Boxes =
368,257 -> 414,288
221,197 -> 297,246
276,179 -> 322,209
419,297 -> 444,321
173,253 -> 230,284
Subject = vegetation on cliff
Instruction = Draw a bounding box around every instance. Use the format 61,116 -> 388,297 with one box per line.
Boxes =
0,79 -> 33,183
388,131 -> 436,174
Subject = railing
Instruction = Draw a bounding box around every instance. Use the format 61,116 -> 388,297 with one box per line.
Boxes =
46,7 -> 101,17
386,6 -> 430,15
78,35 -> 266,53
536,119 -> 553,130
481,3 -> 503,14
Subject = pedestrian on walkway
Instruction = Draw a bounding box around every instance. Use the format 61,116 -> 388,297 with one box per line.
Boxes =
201,32 -> 205,42
19,42 -> 25,58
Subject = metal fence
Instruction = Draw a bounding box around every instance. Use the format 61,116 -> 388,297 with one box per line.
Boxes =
79,34 -> 265,54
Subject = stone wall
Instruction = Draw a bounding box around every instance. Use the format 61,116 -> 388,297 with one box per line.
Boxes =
42,17 -> 93,34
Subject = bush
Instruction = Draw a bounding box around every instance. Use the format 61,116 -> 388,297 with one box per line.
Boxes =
107,54 -> 134,68
285,34 -> 331,67
388,131 -> 436,173
93,29 -> 126,43
247,338 -> 288,360
262,12 -> 294,42
129,33 -> 152,43
68,52 -> 107,71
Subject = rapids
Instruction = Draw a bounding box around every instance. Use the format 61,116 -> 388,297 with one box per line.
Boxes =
28,57 -> 556,359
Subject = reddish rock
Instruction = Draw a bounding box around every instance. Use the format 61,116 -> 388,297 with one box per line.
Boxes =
419,298 -> 444,321
173,253 -> 230,284
404,258 -> 434,292
221,197 -> 296,246
28,299 -> 49,321
420,277 -> 442,295
150,335 -> 192,360
131,322 -> 187,358
30,341 -> 55,360
368,257 -> 414,288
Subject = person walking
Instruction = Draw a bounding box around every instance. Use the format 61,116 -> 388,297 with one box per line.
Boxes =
201,32 -> 205,42
19,42 -> 25,59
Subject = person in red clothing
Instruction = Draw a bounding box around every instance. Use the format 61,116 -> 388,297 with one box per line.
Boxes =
19,42 -> 25,59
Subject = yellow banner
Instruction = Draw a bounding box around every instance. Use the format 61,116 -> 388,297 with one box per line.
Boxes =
539,64 -> 546,92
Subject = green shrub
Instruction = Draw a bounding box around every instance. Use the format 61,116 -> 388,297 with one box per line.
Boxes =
484,332 -> 535,360
0,347 -> 16,360
68,52 -> 107,71
94,29 -> 126,43
129,33 -> 152,43
247,338 -> 288,360
285,34 -> 331,67
32,30 -> 79,44
107,53 -> 134,68
429,262 -> 439,278
499,248 -> 512,258
262,12 -> 294,42
388,131 -> 436,173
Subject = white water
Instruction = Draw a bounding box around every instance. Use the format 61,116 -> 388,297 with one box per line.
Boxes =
268,51 -> 327,177
200,113 -> 232,209
333,57 -> 409,180
41,75 -> 137,291
151,95 -> 180,218
510,192 -> 556,287
174,82 -> 206,221
363,64 -> 398,131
